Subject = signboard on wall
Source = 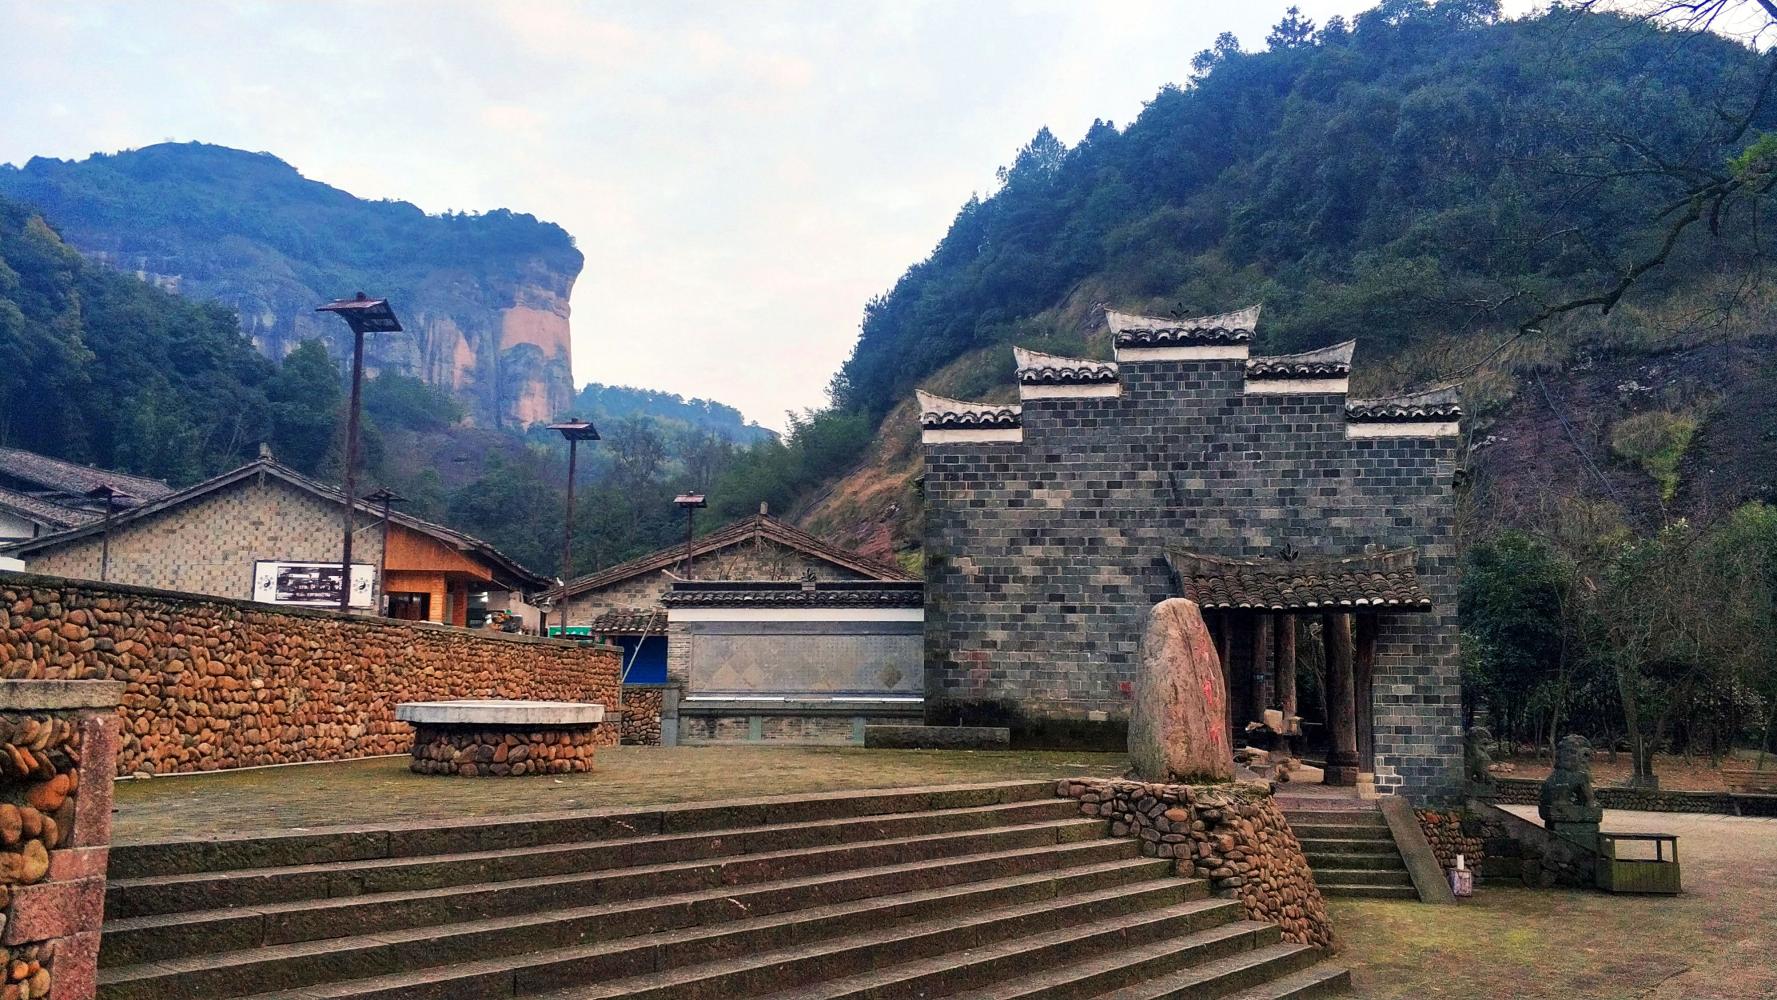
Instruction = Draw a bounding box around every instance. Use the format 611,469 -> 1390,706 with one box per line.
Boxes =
252,561 -> 376,609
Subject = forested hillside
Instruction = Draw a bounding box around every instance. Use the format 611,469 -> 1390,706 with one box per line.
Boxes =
832,1 -> 1772,419
0,192 -> 799,580
0,143 -> 582,426
796,0 -> 1777,775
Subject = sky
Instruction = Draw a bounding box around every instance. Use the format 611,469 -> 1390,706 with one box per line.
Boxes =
3,0 -> 1508,430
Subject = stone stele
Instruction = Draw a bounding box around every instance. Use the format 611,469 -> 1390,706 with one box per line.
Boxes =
1128,598 -> 1234,783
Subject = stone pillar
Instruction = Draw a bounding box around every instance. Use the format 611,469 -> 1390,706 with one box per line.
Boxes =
1250,613 -> 1272,724
1321,613 -> 1359,786
1354,614 -> 1378,772
0,680 -> 123,1000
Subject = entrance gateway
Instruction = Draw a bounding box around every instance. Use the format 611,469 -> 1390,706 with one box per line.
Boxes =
917,306 -> 1464,801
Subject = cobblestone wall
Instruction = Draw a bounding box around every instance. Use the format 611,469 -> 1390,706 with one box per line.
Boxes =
1416,807 -> 1487,874
923,352 -> 1462,799
0,681 -> 122,1000
1058,778 -> 1332,948
1488,777 -> 1743,814
0,571 -> 620,776
620,687 -> 663,745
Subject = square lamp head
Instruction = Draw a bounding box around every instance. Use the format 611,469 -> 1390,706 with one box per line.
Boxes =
316,292 -> 403,334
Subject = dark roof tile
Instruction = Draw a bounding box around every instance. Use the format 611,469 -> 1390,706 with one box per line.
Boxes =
1166,548 -> 1432,611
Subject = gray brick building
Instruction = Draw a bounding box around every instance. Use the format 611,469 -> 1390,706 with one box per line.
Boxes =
556,512 -> 923,745
918,306 -> 1463,800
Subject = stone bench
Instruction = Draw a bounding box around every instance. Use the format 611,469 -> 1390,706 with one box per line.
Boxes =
396,700 -> 606,777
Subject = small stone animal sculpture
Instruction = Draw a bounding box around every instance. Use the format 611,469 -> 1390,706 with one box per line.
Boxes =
1465,725 -> 1497,793
1539,734 -> 1603,841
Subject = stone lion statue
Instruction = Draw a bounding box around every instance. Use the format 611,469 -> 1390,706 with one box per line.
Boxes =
1465,726 -> 1496,793
1539,734 -> 1603,830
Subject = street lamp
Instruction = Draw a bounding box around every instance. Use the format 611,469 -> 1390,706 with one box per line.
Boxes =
316,292 -> 402,612
84,485 -> 127,583
674,493 -> 707,580
364,487 -> 406,617
546,417 -> 600,635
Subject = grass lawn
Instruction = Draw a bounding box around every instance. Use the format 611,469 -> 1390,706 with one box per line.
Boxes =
112,744 -> 1128,842
1335,809 -> 1777,999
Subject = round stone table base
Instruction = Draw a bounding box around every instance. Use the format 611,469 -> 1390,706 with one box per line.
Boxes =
409,724 -> 599,777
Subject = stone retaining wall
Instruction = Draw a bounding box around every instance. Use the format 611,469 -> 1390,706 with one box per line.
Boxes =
0,680 -> 122,1000
409,725 -> 600,776
0,571 -> 621,776
1489,776 -> 1744,814
1416,807 -> 1486,874
1464,800 -> 1597,889
1057,778 -> 1332,949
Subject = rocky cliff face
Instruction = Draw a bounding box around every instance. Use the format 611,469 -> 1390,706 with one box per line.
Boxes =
0,143 -> 581,428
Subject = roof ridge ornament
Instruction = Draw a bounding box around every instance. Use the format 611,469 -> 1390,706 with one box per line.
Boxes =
914,390 -> 1022,429
915,390 -> 1024,445
1245,339 -> 1356,378
1105,304 -> 1261,346
1345,383 -> 1462,420
1012,346 -> 1120,385
1344,383 -> 1462,438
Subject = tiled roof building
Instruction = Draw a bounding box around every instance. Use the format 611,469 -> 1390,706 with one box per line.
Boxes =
918,305 -> 1464,801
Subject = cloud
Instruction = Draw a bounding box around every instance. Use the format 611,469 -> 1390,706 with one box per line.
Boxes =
0,0 -> 1414,429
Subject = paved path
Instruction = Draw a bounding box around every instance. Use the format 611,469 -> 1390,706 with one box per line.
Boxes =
1335,807 -> 1777,999
111,745 -> 1127,842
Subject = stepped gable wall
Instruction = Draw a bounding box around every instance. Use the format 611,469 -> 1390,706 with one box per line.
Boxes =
920,307 -> 1464,799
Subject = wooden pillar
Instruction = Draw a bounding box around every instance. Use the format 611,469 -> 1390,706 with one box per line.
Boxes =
1275,615 -> 1297,722
1250,613 -> 1272,725
1321,612 -> 1360,786
1275,616 -> 1298,756
1355,614 -> 1378,772
1215,611 -> 1235,750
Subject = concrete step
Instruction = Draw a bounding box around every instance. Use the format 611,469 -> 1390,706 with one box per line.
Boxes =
1220,963 -> 1353,999
1315,883 -> 1419,900
752,914 -> 1273,1000
1288,823 -> 1393,841
960,920 -> 1281,1000
1297,836 -> 1404,856
1308,867 -> 1413,887
1301,850 -> 1405,871
109,779 -> 1061,879
104,815 -> 1110,967
1277,809 -> 1386,828
99,838 -> 1153,1000
108,796 -> 1084,919
554,894 -> 1244,1000
228,874 -> 1223,1000
1091,941 -> 1328,999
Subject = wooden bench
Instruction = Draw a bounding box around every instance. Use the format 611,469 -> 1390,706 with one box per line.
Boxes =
1723,766 -> 1777,794
1595,831 -> 1681,894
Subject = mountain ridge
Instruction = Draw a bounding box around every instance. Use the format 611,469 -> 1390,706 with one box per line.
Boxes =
0,141 -> 581,428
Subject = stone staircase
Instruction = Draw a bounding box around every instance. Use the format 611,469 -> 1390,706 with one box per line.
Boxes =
99,781 -> 1349,1000
1282,800 -> 1417,900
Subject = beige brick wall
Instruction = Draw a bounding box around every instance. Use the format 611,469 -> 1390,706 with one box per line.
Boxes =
24,474 -> 382,602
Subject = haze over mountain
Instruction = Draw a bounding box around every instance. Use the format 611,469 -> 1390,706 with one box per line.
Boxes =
0,142 -> 581,429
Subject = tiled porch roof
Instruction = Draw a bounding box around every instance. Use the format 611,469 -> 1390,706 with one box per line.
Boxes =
1166,548 -> 1432,611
